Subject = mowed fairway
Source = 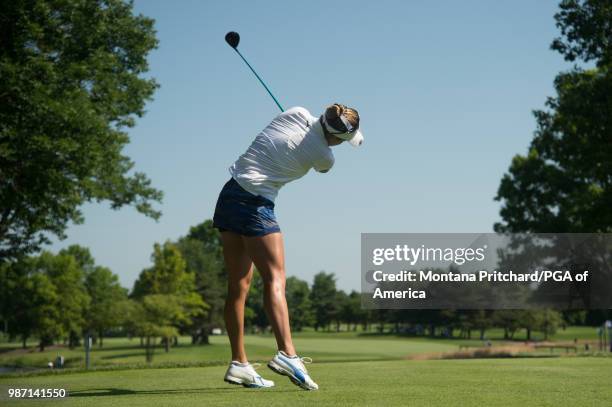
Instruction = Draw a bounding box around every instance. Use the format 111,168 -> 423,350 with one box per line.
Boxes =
0,334 -> 458,369
1,331 -> 611,406
1,358 -> 611,406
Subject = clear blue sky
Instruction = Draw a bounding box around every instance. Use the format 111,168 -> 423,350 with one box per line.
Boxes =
50,0 -> 569,292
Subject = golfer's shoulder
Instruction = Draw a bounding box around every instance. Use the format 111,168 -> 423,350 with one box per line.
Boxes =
281,106 -> 315,123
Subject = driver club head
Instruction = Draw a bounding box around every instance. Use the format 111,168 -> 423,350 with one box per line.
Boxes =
224,30 -> 284,111
225,31 -> 240,49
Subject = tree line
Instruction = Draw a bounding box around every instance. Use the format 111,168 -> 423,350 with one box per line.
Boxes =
2,219 -> 609,360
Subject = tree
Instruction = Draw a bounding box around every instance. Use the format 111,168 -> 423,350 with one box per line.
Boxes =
495,0 -> 611,233
126,295 -> 182,362
59,245 -> 96,273
537,309 -> 564,340
285,276 -> 313,331
0,258 -> 58,348
521,310 -> 541,341
132,242 -> 194,298
310,272 -> 337,331
57,245 -> 128,347
550,0 -> 612,68
1,251 -> 89,350
495,0 -> 611,326
471,310 -> 495,340
345,291 -> 368,332
0,0 -> 162,260
185,220 -> 224,261
175,220 -> 225,344
36,252 -> 90,349
131,241 -> 207,350
492,310 -> 523,340
332,290 -> 349,332
84,265 -> 128,347
0,261 -> 15,340
27,272 -> 62,351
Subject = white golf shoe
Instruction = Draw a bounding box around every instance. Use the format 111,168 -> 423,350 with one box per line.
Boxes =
224,361 -> 275,388
267,350 -> 319,390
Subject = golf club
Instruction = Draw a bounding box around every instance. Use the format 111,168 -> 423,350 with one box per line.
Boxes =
225,31 -> 284,112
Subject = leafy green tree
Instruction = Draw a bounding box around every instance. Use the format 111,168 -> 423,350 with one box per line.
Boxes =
1,251 -> 89,350
126,295 -> 183,362
27,272 -> 61,351
551,0 -> 611,67
36,251 -> 90,349
521,310 -> 541,341
0,258 -> 59,348
57,244 -> 127,346
537,309 -> 564,340
0,262 -> 14,340
59,245 -> 96,273
495,0 -> 611,326
132,242 -> 207,350
471,310 -> 495,340
285,276 -> 313,331
175,220 -> 225,344
132,242 -> 194,297
0,0 -> 162,260
310,272 -> 337,331
450,309 -> 494,339
185,220 -> 224,261
492,310 -> 523,340
344,291 -> 368,332
562,309 -> 587,326
84,266 -> 128,347
495,0 -> 611,233
332,290 -> 349,332
373,309 -> 390,333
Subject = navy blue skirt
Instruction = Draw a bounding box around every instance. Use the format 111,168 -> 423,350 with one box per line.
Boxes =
213,178 -> 281,237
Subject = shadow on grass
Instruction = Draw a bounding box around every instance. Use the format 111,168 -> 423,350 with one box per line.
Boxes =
90,345 -> 179,353
0,346 -> 24,355
100,352 -> 147,360
69,387 -> 299,397
89,345 -> 149,352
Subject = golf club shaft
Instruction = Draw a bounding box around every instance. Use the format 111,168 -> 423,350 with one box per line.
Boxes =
232,47 -> 284,112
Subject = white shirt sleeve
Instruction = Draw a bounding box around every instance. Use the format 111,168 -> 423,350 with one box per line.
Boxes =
313,151 -> 335,173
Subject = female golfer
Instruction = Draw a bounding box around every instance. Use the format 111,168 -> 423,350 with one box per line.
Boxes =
213,103 -> 363,390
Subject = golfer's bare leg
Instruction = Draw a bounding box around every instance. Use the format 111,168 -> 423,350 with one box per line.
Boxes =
221,231 -> 254,363
243,232 -> 296,356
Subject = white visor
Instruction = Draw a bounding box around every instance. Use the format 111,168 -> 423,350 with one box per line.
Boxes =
322,115 -> 364,147
347,129 -> 364,146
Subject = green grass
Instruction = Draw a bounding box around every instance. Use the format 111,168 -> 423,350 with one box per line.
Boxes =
0,358 -> 610,406
0,334 -> 457,370
358,325 -> 603,342
0,325 -> 603,370
1,329 -> 610,405
546,326 -> 601,341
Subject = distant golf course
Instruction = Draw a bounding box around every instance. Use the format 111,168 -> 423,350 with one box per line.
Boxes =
1,327 -> 610,406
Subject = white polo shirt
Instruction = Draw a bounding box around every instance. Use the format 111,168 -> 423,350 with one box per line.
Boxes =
229,106 -> 334,202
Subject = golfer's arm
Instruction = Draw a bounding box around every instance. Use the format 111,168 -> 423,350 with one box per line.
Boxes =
314,157 -> 334,173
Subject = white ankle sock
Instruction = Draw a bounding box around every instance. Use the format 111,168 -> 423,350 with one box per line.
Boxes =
279,350 -> 298,359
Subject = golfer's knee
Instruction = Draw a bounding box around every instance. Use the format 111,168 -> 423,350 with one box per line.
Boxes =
263,270 -> 285,294
228,278 -> 251,298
